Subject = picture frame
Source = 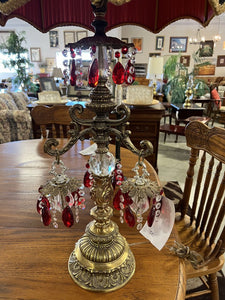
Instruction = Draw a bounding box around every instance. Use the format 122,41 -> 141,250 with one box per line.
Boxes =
64,31 -> 75,46
169,37 -> 188,52
49,30 -> 59,48
76,31 -> 88,41
131,37 -> 143,53
178,68 -> 188,77
46,57 -> 56,73
30,47 -> 41,62
149,53 -> 161,57
217,55 -> 225,67
0,31 -> 14,44
121,38 -> 128,43
155,36 -> 164,50
180,55 -> 190,67
39,77 -> 57,91
199,40 -> 214,57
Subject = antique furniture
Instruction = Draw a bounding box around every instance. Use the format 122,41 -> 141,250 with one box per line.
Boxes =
170,103 -> 205,125
160,124 -> 186,143
31,105 -> 95,138
31,105 -> 72,138
0,139 -> 185,300
124,102 -> 165,171
160,116 -> 211,143
0,91 -> 33,143
175,121 -> 225,300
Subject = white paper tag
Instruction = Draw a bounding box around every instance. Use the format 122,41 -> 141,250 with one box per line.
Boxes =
140,196 -> 175,250
79,143 -> 97,155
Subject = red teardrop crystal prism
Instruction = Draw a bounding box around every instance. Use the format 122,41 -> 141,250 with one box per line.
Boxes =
112,62 -> 125,84
37,196 -> 50,214
124,206 -> 135,227
124,60 -> 135,85
83,170 -> 93,188
42,206 -> 51,226
88,58 -> 99,87
70,60 -> 76,86
62,206 -> 74,227
113,190 -> 133,210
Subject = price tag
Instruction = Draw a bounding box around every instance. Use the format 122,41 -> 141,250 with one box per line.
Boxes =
140,196 -> 175,250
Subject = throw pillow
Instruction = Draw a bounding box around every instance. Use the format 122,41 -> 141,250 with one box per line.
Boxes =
211,88 -> 221,109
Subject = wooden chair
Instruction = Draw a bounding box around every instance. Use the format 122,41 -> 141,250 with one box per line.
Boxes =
31,105 -> 72,138
175,120 -> 225,300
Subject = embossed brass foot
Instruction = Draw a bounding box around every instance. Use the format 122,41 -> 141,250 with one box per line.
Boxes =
68,220 -> 135,292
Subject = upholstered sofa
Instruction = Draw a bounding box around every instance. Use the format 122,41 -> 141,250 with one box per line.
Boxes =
0,92 -> 33,143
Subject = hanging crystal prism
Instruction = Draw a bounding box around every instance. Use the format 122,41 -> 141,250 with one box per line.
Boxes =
88,58 -> 99,87
37,158 -> 85,228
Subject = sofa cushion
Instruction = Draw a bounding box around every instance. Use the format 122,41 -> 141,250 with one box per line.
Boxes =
0,97 -> 8,110
0,109 -> 33,143
0,93 -> 18,110
8,92 -> 29,110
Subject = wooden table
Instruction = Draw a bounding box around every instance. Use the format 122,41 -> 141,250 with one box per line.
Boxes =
125,102 -> 165,171
170,103 -> 205,125
0,139 -> 185,300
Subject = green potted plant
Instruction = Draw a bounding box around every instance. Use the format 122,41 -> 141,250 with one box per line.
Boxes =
163,52 -> 210,104
0,31 -> 38,93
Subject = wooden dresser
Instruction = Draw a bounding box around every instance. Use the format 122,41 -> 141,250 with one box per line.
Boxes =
125,102 -> 165,171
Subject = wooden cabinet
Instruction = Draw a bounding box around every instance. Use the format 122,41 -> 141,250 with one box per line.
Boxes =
135,76 -> 150,86
125,102 -> 165,171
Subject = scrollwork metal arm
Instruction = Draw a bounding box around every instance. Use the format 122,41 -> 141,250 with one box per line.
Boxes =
108,127 -> 154,158
69,104 -> 95,127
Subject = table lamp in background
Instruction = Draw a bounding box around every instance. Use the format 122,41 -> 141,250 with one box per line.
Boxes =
146,56 -> 164,96
52,67 -> 63,87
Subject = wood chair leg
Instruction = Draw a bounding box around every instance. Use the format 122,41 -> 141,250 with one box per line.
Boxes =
164,132 -> 167,143
209,273 -> 219,300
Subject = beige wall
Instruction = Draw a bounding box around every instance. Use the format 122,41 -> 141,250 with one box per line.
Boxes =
1,14 -> 225,79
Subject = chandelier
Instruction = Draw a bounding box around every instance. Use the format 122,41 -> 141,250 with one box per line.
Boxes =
35,0 -> 171,293
189,28 -> 205,45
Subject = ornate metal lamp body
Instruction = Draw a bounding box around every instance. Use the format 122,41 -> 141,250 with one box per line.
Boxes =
43,0 -> 153,292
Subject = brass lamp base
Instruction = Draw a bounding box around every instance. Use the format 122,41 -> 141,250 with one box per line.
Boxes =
183,99 -> 191,108
68,220 -> 135,292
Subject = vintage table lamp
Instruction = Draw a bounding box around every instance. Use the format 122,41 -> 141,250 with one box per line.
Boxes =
36,0 -> 166,292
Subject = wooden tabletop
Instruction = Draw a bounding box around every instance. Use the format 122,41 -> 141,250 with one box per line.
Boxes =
0,139 -> 185,300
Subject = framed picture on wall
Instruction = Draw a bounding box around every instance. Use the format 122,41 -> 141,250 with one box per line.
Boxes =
149,53 -> 161,57
46,58 -> 56,73
64,31 -> 75,46
76,31 -> 87,41
217,55 -> 225,67
199,40 -> 214,57
49,30 -> 59,48
122,38 -> 128,43
155,36 -> 164,50
169,37 -> 188,52
180,55 -> 190,67
131,37 -> 143,53
30,48 -> 41,62
0,31 -> 14,44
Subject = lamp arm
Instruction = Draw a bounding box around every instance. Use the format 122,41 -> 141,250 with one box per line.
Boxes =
69,104 -> 94,126
108,127 -> 154,158
43,126 -> 94,157
108,103 -> 131,127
